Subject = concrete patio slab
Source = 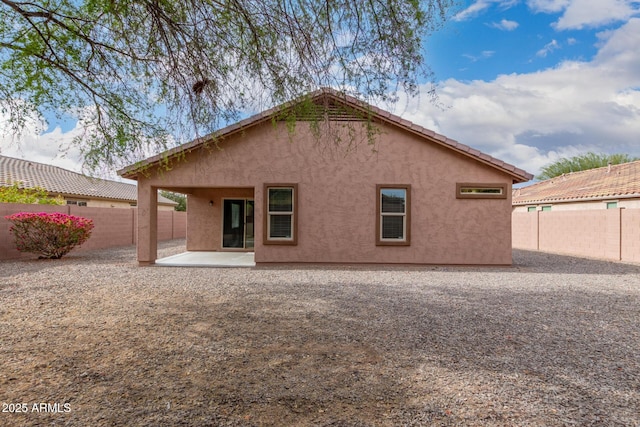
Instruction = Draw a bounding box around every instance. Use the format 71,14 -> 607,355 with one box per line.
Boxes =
155,251 -> 255,267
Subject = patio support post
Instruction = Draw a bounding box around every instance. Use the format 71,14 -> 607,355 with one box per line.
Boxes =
137,181 -> 158,265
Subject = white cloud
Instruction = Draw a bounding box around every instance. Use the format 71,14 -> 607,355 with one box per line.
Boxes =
527,0 -> 640,30
454,1 -> 494,21
463,51 -> 496,63
0,120 -> 86,173
0,106 -> 170,180
454,0 -> 519,21
489,19 -> 520,30
465,1 -> 640,30
536,39 -> 560,57
556,0 -> 640,29
527,0 -> 571,13
391,18 -> 640,178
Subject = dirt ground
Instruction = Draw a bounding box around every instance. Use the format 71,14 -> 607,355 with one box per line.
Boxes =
1,242 -> 639,426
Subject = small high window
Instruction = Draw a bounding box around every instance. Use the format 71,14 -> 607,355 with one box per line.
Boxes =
264,184 -> 298,245
456,183 -> 507,199
527,206 -> 537,212
606,201 -> 618,209
376,185 -> 411,246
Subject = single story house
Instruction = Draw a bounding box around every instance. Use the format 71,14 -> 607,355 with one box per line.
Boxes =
512,161 -> 640,262
0,155 -> 177,210
119,88 -> 532,266
512,160 -> 640,211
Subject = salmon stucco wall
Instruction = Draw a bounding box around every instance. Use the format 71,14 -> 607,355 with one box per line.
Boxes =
512,211 -> 539,250
186,188 -> 253,251
138,120 -> 515,265
0,203 -> 185,260
621,209 -> 640,263
538,210 -> 620,259
511,208 -> 640,263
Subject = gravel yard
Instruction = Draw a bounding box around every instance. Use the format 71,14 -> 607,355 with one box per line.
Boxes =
1,240 -> 639,426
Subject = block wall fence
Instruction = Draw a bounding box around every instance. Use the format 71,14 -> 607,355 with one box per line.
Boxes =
0,203 -> 186,260
513,208 -> 640,263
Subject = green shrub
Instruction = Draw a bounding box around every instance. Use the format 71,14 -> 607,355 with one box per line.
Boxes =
4,212 -> 94,259
0,182 -> 65,205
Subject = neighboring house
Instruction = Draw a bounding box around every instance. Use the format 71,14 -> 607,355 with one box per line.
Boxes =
512,161 -> 640,263
119,88 -> 532,266
0,155 -> 177,210
512,160 -> 640,211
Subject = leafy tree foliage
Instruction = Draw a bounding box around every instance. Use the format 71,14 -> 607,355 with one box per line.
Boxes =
160,190 -> 186,212
0,182 -> 65,205
537,152 -> 639,180
0,0 -> 452,170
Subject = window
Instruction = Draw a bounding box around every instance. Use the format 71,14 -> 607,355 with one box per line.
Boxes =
376,185 -> 410,246
456,183 -> 507,199
66,199 -> 88,207
606,201 -> 618,209
527,206 -> 537,212
263,184 -> 297,245
541,205 -> 552,212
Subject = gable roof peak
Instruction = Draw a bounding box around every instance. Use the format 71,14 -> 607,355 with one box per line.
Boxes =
118,89 -> 532,183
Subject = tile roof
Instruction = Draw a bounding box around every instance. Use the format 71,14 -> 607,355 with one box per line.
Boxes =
512,160 -> 640,205
0,155 -> 176,205
119,87 -> 533,183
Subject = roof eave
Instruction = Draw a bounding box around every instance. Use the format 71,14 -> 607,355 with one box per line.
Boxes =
118,88 -> 534,183
513,192 -> 640,205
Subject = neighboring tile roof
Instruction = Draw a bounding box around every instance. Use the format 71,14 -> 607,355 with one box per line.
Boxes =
512,160 -> 640,205
119,87 -> 532,183
0,155 -> 176,205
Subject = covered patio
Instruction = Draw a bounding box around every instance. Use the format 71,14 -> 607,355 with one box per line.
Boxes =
155,251 -> 255,267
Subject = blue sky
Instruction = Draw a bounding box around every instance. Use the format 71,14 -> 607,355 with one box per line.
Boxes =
1,0 -> 639,181
390,0 -> 640,179
428,2 -> 600,81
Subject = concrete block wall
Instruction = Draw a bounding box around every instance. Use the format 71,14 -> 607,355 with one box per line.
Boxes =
69,206 -> 136,251
539,210 -> 610,259
621,209 -> 640,263
0,203 -> 186,260
172,211 -> 187,240
157,210 -> 174,242
512,212 -> 538,250
513,208 -> 639,263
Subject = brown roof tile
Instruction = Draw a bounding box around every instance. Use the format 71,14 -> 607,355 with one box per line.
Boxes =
0,155 -> 176,205
119,87 -> 533,183
512,160 -> 640,205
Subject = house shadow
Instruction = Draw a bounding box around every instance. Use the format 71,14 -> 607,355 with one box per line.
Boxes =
511,249 -> 640,275
254,249 -> 640,275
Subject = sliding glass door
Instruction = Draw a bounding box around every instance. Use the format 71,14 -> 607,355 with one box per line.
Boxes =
222,199 -> 254,249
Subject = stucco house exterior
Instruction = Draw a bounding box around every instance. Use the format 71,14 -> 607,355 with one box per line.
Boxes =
0,155 -> 177,210
512,160 -> 640,262
119,88 -> 532,266
512,160 -> 640,211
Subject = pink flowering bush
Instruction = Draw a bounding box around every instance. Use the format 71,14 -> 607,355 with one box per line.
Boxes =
4,212 -> 94,259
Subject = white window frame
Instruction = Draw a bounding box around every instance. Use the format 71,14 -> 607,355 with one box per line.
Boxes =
264,184 -> 298,245
376,184 -> 411,246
